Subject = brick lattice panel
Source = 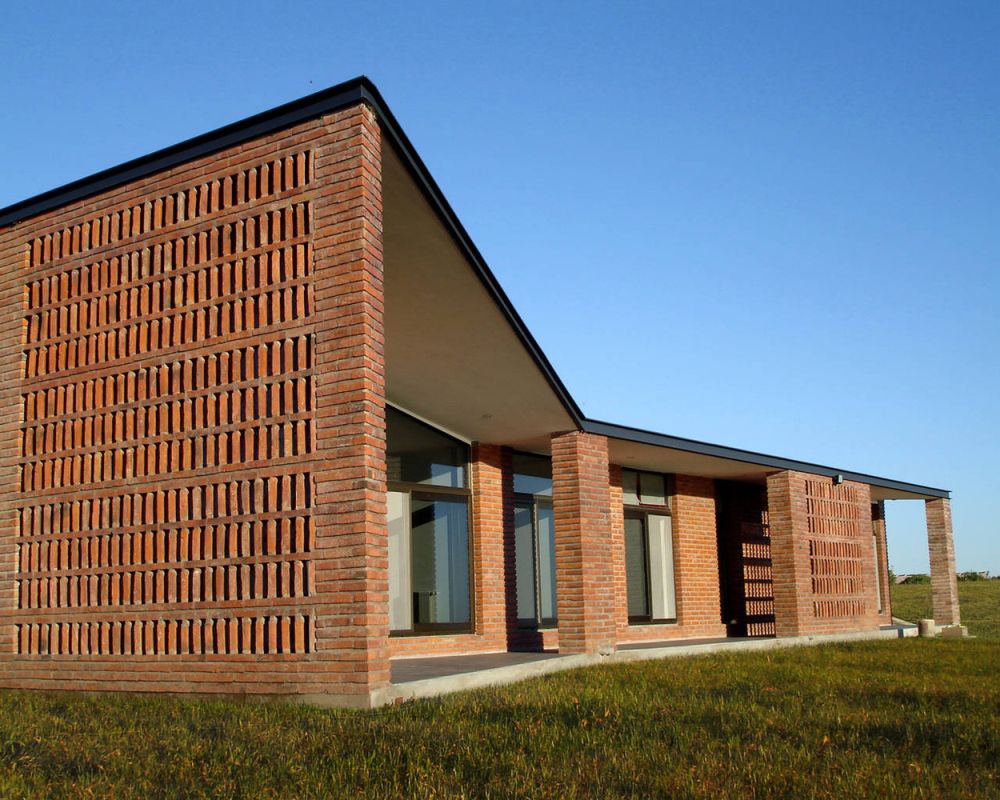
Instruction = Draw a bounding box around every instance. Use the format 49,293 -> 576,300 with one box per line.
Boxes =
804,479 -> 866,620
13,152 -> 316,658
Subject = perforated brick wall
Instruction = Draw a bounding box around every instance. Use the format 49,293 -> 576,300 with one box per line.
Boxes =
0,102 -> 389,704
767,471 -> 880,637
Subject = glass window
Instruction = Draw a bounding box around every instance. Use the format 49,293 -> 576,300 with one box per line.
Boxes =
411,496 -> 470,627
514,505 -> 537,622
639,473 -> 667,506
387,406 -> 467,488
536,503 -> 557,623
624,511 -> 676,624
622,469 -> 669,507
387,407 -> 472,634
512,452 -> 552,496
625,516 -> 650,619
622,470 -> 640,506
515,498 -> 557,627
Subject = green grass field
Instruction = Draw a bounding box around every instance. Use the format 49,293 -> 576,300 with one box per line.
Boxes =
1,582 -> 995,798
891,579 -> 1000,639
2,636 -> 999,799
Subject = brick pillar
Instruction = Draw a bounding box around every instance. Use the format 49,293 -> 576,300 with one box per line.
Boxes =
311,103 -> 389,703
925,498 -> 960,626
470,444 -> 510,649
551,431 -> 616,655
672,475 -> 725,633
766,471 -> 811,638
871,501 -> 892,622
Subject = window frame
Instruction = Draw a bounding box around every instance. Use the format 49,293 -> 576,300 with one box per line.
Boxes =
513,492 -> 557,630
621,469 -> 677,626
386,406 -> 474,637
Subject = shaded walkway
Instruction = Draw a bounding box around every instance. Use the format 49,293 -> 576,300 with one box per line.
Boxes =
380,626 -> 914,703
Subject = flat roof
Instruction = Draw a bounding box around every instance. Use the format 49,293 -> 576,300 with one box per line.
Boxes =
0,76 -> 949,501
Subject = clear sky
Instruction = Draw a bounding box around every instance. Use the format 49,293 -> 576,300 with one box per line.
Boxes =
2,2 -> 997,573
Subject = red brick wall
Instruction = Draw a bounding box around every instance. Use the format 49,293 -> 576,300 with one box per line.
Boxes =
611,470 -> 726,644
310,104 -> 389,698
926,498 -> 960,626
551,432 -> 615,654
767,471 -> 881,637
0,102 -> 389,704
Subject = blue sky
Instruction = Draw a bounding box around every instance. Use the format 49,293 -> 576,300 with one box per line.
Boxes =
2,1 -> 997,573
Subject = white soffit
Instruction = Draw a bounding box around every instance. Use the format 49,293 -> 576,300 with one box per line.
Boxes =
381,142 -> 575,448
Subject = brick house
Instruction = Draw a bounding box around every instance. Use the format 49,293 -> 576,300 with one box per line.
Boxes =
0,77 -> 959,707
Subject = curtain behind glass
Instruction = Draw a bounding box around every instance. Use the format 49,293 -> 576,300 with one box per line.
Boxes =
410,496 -> 470,625
625,516 -> 650,618
514,504 -> 536,622
536,503 -> 557,623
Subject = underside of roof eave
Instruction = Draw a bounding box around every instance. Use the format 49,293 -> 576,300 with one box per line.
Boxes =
0,76 -> 586,431
583,419 -> 950,500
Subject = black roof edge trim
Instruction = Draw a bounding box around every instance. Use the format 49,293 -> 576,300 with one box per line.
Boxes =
583,418 -> 950,499
0,76 -> 371,227
0,76 -> 586,427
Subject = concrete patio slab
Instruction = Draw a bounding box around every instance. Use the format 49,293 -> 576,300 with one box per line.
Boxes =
376,625 -> 917,705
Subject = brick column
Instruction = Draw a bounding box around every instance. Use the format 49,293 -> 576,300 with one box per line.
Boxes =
871,501 -> 892,622
766,471 -> 811,638
551,431 -> 615,655
672,475 -> 725,633
925,498 -> 960,626
470,444 -> 511,649
310,103 -> 389,704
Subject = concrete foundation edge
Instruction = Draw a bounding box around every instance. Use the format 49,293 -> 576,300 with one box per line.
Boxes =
378,626 -> 917,705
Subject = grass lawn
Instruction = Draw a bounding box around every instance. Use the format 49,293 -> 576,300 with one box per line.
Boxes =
2,639 -> 998,799
891,579 -> 1000,639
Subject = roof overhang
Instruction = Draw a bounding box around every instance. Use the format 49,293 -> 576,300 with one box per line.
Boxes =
585,419 -> 949,501
0,76 -> 951,501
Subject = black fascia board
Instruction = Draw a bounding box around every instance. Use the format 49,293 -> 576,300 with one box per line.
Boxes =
0,76 -> 371,227
584,418 -> 950,499
0,76 -> 586,426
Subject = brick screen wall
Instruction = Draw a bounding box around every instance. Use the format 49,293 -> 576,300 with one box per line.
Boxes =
0,102 -> 390,705
767,471 -> 880,637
